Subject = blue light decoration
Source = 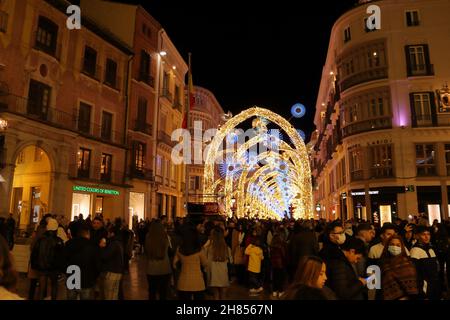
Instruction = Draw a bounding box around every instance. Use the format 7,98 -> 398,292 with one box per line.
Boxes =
291,103 -> 306,118
219,156 -> 243,179
297,129 -> 306,141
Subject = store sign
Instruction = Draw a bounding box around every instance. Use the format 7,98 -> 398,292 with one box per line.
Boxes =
351,191 -> 379,196
203,202 -> 219,215
73,185 -> 119,195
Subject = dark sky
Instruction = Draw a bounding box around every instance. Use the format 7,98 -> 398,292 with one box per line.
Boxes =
88,0 -> 358,140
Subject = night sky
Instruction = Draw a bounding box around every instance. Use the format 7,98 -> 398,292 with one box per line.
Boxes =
79,0 -> 358,140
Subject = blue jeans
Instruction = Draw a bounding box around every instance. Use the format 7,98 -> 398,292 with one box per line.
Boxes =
67,288 -> 94,300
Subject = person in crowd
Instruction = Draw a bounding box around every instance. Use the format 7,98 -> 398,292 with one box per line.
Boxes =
326,237 -> 367,300
368,223 -> 399,265
379,235 -> 418,300
401,223 -> 417,251
173,223 -> 208,300
431,223 -> 449,293
354,223 -> 375,278
319,221 -> 346,264
145,220 -> 172,300
27,214 -> 51,300
99,225 -> 124,300
30,218 -> 65,300
64,223 -> 101,300
344,221 -> 354,237
0,217 -> 7,242
284,256 -> 336,300
245,237 -> 264,296
0,235 -> 23,300
287,221 -> 319,280
6,214 -> 15,250
204,226 -> 231,300
55,216 -> 69,244
90,217 -> 108,246
410,225 -> 441,300
138,220 -> 148,255
231,223 -> 246,286
270,229 -> 288,298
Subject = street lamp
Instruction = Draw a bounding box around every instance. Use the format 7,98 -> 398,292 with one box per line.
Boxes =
159,51 -> 167,57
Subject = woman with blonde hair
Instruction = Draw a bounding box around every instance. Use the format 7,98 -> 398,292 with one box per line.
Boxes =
204,226 -> 232,300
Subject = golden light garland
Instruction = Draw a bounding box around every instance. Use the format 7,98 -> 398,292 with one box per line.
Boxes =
203,106 -> 313,220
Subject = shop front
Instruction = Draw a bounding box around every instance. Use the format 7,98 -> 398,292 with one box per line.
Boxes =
350,187 -> 403,225
418,186 -> 442,224
71,185 -> 123,221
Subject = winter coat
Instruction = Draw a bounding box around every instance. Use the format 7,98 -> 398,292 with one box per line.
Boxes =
64,237 -> 101,289
326,250 -> 366,300
101,236 -> 124,274
410,243 -> 441,300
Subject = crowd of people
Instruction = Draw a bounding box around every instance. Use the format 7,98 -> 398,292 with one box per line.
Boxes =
1,212 -> 450,301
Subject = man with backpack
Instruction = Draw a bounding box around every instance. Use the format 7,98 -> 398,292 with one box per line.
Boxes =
30,218 -> 65,300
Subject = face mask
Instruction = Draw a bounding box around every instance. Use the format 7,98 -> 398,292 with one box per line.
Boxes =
345,229 -> 353,237
388,245 -> 402,256
336,233 -> 346,245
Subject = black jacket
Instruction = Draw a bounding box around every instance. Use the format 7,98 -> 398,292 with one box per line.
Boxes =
288,230 -> 319,271
101,236 -> 124,274
326,250 -> 366,300
319,242 -> 342,264
90,227 -> 108,247
411,243 -> 441,300
64,237 -> 101,288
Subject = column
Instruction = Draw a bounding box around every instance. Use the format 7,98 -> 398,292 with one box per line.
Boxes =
441,183 -> 449,220
365,185 -> 372,223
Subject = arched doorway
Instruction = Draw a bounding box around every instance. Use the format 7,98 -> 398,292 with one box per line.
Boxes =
10,145 -> 51,231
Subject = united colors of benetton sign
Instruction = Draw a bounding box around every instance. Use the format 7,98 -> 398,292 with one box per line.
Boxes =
73,185 -> 119,196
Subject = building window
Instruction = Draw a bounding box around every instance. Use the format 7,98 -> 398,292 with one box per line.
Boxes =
0,10 -> 8,33
137,97 -> 147,122
406,10 -> 420,27
104,59 -> 117,88
138,50 -> 151,85
369,98 -> 385,118
101,153 -> 112,182
174,85 -> 181,107
142,24 -> 147,35
344,27 -> 351,43
162,72 -> 170,96
77,148 -> 91,178
412,93 -> 432,125
78,102 -> 92,134
445,144 -> 450,176
82,46 -> 98,78
35,16 -> 58,56
156,155 -> 162,176
134,142 -> 145,172
350,148 -> 363,181
27,79 -> 51,119
370,144 -> 393,178
17,151 -> 24,164
101,111 -> 113,141
405,45 -> 433,76
416,144 -> 436,176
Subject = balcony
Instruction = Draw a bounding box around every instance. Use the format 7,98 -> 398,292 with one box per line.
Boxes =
129,166 -> 154,181
351,170 -> 364,182
69,164 -> 125,185
370,168 -> 393,179
0,93 -> 75,129
0,94 -> 125,146
408,64 -> 434,77
133,120 -> 152,135
137,72 -> 154,87
161,88 -> 173,102
342,116 -> 392,138
158,130 -> 176,147
340,66 -> 388,92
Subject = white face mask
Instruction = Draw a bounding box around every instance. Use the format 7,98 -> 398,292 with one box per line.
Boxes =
388,245 -> 402,256
336,233 -> 346,245
345,229 -> 353,237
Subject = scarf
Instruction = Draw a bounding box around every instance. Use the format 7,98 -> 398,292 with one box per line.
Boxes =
381,256 -> 418,300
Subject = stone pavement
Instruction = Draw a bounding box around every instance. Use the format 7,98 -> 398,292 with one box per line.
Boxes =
15,254 -> 277,300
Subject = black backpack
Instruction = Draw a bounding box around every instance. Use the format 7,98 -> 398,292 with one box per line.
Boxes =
31,233 -> 64,272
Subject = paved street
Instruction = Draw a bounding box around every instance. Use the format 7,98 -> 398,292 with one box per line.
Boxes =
16,254 -> 274,300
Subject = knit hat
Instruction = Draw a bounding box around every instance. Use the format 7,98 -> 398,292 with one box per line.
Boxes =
46,218 -> 59,231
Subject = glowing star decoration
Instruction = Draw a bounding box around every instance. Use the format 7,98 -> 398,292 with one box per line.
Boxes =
291,103 -> 306,118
